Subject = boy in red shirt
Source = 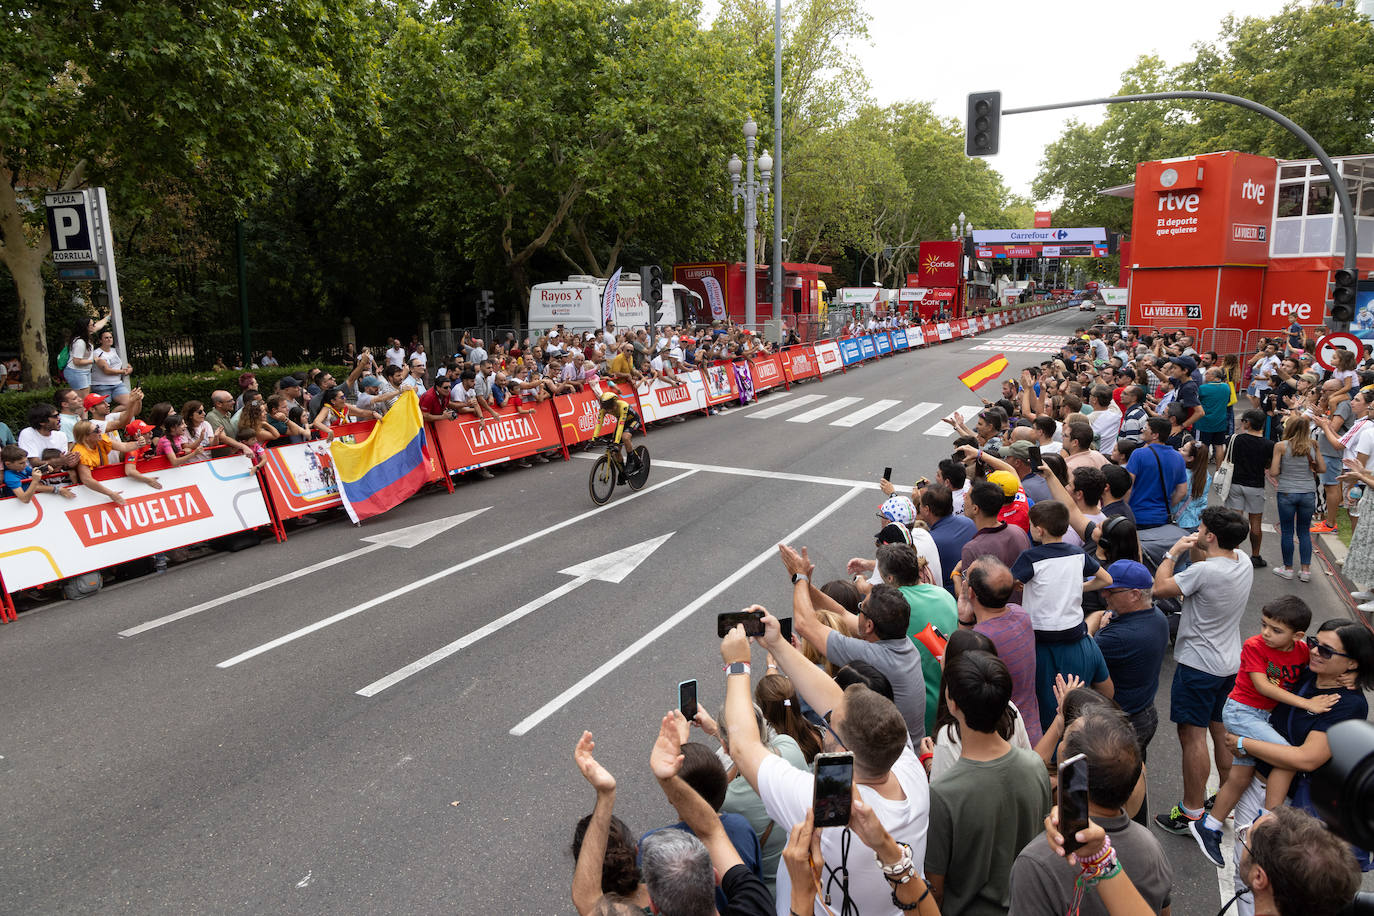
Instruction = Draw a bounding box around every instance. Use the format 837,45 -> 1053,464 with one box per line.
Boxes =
1189,595 -> 1338,867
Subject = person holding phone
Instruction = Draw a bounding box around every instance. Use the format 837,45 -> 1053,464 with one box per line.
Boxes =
718,608 -> 930,916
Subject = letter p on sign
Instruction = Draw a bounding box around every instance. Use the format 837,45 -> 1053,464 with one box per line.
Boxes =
53,209 -> 80,247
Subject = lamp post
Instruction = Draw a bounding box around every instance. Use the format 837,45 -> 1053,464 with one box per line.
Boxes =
729,119 -> 771,328
950,213 -> 972,317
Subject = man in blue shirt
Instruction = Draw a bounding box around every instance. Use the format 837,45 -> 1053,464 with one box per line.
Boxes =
1090,560 -> 1171,762
919,482 -> 976,594
1125,418 -> 1188,528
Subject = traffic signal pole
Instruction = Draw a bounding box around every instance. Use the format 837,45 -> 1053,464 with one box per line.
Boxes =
979,90 -> 1359,330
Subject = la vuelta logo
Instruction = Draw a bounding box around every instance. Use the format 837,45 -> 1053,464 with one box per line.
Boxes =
656,386 -> 690,406
754,360 -> 779,381
68,485 -> 212,547
465,414 -> 538,452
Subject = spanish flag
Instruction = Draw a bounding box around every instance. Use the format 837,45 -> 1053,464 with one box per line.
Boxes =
957,353 -> 1009,392
331,389 -> 431,524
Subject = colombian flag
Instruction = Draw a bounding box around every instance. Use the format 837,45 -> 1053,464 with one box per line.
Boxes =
957,353 -> 1010,392
330,390 -> 430,524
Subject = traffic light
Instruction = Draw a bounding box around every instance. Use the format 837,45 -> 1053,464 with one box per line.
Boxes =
965,92 -> 1001,157
641,264 -> 663,312
1331,267 -> 1358,324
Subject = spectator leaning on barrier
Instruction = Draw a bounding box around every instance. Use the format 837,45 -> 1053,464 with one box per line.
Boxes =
70,419 -> 160,506
19,403 -> 77,470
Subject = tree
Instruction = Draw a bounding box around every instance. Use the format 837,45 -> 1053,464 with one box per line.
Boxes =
0,0 -> 377,387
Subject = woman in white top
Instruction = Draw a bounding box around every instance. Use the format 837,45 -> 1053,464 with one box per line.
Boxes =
90,329 -> 133,401
62,315 -> 109,396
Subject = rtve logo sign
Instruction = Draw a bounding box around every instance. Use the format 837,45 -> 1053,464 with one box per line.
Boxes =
1228,301 -> 1250,319
1240,179 -> 1266,206
1270,299 -> 1313,321
1157,192 -> 1200,213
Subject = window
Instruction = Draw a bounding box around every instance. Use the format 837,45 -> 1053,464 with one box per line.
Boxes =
1277,183 -> 1305,218
1308,179 -> 1335,216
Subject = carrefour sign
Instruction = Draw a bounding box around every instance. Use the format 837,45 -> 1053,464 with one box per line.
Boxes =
972,228 -> 1106,244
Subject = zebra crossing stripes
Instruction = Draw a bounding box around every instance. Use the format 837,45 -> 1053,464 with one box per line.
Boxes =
922,407 -> 983,437
831,399 -> 902,428
746,394 -> 825,419
872,402 -> 941,432
787,397 -> 864,424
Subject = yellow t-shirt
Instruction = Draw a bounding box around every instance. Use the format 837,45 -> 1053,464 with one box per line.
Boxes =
73,436 -> 113,468
608,353 -> 634,377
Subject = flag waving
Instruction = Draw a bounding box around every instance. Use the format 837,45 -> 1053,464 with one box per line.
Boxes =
602,267 -> 622,325
330,389 -> 431,524
957,353 -> 1010,391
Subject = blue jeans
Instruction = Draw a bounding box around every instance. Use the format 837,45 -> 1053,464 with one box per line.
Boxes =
1276,490 -> 1316,567
1222,697 -> 1291,765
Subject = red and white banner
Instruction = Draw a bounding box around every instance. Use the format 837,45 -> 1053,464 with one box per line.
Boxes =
750,353 -> 786,391
554,387 -> 623,446
431,401 -> 565,472
782,346 -> 820,382
923,325 -> 940,346
636,376 -> 707,421
0,455 -> 271,592
812,341 -> 844,375
258,440 -> 343,520
702,362 -> 740,406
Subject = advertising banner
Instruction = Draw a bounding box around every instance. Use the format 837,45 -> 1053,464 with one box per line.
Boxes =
874,332 -> 892,356
554,389 -> 621,446
937,322 -> 953,341
839,338 -> 864,366
258,440 -> 342,519
915,241 -> 962,289
0,455 -> 270,592
812,341 -> 844,375
1129,151 -> 1275,269
892,329 -> 910,350
702,362 -> 740,406
749,353 -> 787,391
923,325 -> 940,346
954,319 -> 970,338
702,276 -> 727,320
782,346 -> 820,383
858,336 -> 877,360
636,375 -> 707,421
430,401 -> 565,472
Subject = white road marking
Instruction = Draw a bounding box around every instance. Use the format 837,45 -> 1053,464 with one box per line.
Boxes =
356,534 -> 673,697
119,509 -> 492,637
786,396 -> 863,424
733,392 -> 794,411
577,454 -> 882,490
873,402 -> 940,432
746,394 -> 824,419
216,471 -> 698,668
509,485 -> 868,735
831,399 -> 901,427
923,407 -> 982,437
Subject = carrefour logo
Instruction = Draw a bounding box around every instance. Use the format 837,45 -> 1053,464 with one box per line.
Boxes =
1055,229 -> 1069,240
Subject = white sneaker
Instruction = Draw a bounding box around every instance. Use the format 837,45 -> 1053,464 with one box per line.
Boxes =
1351,590 -> 1374,601
1272,566 -> 1294,580
1359,601 -> 1374,614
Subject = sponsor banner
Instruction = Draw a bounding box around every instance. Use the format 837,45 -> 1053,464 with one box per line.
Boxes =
782,345 -> 820,383
973,228 -> 1107,244
554,388 -> 620,446
915,241 -> 962,288
636,374 -> 707,422
702,362 -> 740,406
812,341 -> 844,375
924,325 -> 940,345
702,276 -> 727,320
937,322 -> 953,341
749,353 -> 786,391
431,401 -> 564,472
0,455 -> 270,592
259,440 -> 342,519
874,332 -> 892,355
891,329 -> 910,350
839,337 -> 864,366
858,336 -> 878,360
954,319 -> 970,337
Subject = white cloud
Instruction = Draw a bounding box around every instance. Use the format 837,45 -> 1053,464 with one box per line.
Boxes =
701,0 -> 1291,202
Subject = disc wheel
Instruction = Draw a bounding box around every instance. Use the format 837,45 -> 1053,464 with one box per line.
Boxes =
589,454 -> 616,505
627,446 -> 651,490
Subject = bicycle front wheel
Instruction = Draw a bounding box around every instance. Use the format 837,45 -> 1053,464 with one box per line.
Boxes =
627,446 -> 651,490
589,454 -> 616,505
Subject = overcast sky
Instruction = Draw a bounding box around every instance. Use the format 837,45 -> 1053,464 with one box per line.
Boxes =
702,0 -> 1292,203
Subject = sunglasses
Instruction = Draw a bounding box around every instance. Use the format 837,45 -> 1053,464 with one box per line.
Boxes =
1307,635 -> 1351,660
820,710 -> 847,750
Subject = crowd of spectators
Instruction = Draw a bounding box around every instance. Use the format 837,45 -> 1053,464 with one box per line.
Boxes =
568,319 -> 1374,916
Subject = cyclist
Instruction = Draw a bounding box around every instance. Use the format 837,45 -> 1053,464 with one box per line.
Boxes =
596,388 -> 643,477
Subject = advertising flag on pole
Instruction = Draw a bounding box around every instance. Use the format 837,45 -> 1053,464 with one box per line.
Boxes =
602,267 -> 622,325
330,390 -> 431,524
957,353 -> 1009,391
702,276 -> 726,320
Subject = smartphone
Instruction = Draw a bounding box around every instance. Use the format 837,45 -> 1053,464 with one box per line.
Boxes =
1057,752 -> 1090,856
1029,444 -> 1043,471
717,609 -> 765,638
813,752 -> 854,828
883,466 -> 893,482
678,679 -> 698,720
778,617 -> 794,644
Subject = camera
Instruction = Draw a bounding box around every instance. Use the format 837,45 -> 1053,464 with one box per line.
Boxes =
1310,720 -> 1374,850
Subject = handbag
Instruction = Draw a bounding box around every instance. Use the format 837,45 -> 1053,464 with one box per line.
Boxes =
1210,433 -> 1239,504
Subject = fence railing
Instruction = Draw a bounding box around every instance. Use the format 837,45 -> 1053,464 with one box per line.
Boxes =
125,328 -> 356,375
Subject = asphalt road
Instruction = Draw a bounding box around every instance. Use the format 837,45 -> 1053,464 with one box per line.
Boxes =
0,308 -> 1364,914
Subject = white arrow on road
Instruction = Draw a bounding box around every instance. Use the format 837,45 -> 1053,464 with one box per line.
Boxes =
355,533 -> 674,697
118,508 -> 491,637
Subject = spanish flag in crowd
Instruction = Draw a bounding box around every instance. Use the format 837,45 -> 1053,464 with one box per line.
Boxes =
957,353 -> 1010,392
330,389 -> 431,524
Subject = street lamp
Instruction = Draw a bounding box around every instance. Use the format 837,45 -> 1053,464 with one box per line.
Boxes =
950,211 -> 971,239
730,118 -> 771,327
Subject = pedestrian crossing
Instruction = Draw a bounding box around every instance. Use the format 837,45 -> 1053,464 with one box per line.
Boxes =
968,333 -> 1069,355
745,394 -> 986,436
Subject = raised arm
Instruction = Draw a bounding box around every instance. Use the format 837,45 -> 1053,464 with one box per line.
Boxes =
651,711 -> 743,875
572,732 -> 619,916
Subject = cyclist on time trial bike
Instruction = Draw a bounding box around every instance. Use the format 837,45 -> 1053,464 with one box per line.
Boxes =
596,388 -> 643,474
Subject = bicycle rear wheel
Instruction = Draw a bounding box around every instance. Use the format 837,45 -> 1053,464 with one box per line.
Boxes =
627,446 -> 651,490
589,454 -> 616,505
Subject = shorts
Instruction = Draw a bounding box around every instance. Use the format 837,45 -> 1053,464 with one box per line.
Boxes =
1170,664 -> 1235,728
63,365 -> 91,389
1221,697 -> 1291,765
1225,483 -> 1266,516
91,382 -> 129,399
1198,429 -> 1229,446
1320,459 -> 1343,487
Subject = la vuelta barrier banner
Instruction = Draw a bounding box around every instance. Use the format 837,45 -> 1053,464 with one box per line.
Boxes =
0,455 -> 270,592
636,375 -> 708,422
553,387 -> 623,446
431,400 -> 565,472
259,440 -> 342,519
702,362 -> 740,406
783,346 -> 820,382
749,354 -> 786,391
812,341 -> 843,374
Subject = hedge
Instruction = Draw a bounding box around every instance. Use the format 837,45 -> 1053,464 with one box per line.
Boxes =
0,363 -> 334,434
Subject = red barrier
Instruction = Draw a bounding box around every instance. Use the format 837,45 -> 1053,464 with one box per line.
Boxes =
782,345 -> 820,383
704,362 -> 741,406
430,402 -> 565,473
750,353 -> 787,391
923,325 -> 940,346
553,387 -> 623,447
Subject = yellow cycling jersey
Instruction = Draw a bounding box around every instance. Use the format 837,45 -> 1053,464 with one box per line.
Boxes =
596,396 -> 635,445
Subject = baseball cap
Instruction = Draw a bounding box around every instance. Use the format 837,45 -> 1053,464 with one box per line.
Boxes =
124,419 -> 152,438
360,375 -> 381,390
987,470 -> 1020,498
873,522 -> 913,545
1002,440 -> 1035,461
82,393 -> 107,410
1167,356 -> 1197,373
1104,559 -> 1154,591
278,375 -> 301,388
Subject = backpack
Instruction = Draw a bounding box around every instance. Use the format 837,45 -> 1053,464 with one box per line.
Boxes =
56,344 -> 70,372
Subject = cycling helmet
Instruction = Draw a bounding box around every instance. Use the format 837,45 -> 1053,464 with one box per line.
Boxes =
599,389 -> 620,404
879,495 -> 917,527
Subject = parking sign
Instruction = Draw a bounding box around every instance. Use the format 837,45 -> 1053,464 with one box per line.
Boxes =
44,190 -> 102,266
